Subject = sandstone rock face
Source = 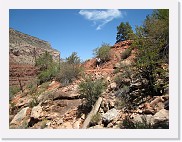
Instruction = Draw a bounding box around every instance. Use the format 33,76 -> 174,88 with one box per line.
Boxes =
9,28 -> 60,65
9,28 -> 60,87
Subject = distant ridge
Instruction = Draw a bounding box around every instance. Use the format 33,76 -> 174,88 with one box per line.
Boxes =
9,28 -> 60,87
9,28 -> 52,50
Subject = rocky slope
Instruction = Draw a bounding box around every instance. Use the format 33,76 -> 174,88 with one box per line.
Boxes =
9,40 -> 169,129
9,28 -> 60,87
84,40 -> 135,70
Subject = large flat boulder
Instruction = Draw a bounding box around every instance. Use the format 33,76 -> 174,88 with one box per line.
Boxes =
102,108 -> 119,124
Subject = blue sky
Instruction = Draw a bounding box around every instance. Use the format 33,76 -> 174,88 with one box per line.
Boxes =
9,9 -> 153,61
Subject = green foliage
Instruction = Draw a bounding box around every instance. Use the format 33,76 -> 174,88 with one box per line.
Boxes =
114,65 -> 133,87
27,80 -> 39,95
121,47 -> 133,60
17,119 -> 29,129
40,81 -> 50,89
93,43 -> 111,62
28,92 -> 40,108
56,52 -> 82,86
90,113 -> 101,126
36,51 -> 53,71
121,116 -> 152,129
66,52 -> 81,64
40,119 -> 48,129
113,68 -> 120,74
134,9 -> 169,96
79,77 -> 105,108
9,86 -> 20,100
115,85 -> 130,109
36,51 -> 59,84
116,22 -> 134,43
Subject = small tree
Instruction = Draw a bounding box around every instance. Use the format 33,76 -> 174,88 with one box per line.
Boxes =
134,9 -> 169,96
116,22 -> 134,43
79,77 -> 105,108
36,51 -> 59,84
93,43 -> 111,62
66,52 -> 81,64
56,52 -> 82,85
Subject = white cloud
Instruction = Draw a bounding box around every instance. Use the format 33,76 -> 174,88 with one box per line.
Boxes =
79,9 -> 124,30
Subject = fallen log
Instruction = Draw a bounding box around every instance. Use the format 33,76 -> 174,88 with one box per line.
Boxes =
82,97 -> 102,129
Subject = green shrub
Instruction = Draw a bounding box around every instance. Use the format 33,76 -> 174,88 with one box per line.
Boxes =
38,62 -> 59,84
66,52 -> 81,64
115,85 -> 130,109
113,68 -> 120,74
79,77 -> 105,108
114,74 -> 123,87
121,115 -> 152,129
9,86 -> 20,100
28,92 -> 40,108
93,43 -> 111,62
90,113 -> 101,126
27,80 -> 38,95
56,52 -> 82,86
56,62 -> 82,86
40,119 -> 48,129
121,47 -> 133,60
40,81 -> 50,89
36,51 -> 59,84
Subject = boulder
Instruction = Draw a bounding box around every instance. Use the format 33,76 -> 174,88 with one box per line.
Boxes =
132,114 -> 154,125
47,81 -> 61,90
31,105 -> 42,119
153,109 -> 169,123
153,109 -> 169,128
53,90 -> 80,100
10,107 -> 31,128
102,108 -> 119,124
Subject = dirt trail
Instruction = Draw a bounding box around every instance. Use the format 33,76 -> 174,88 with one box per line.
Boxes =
85,68 -> 114,72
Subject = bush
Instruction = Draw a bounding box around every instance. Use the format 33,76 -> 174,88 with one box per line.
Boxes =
56,52 -> 82,86
121,47 -> 133,60
115,85 -> 130,109
28,91 -> 41,108
40,119 -> 48,129
38,63 -> 59,84
9,86 -> 20,100
90,113 -> 101,126
40,81 -> 50,89
66,52 -> 81,64
56,62 -> 82,86
27,80 -> 39,95
36,51 -> 59,84
93,43 -> 111,62
121,115 -> 152,129
79,77 -> 105,108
